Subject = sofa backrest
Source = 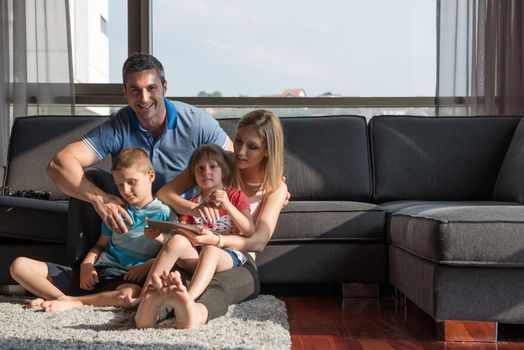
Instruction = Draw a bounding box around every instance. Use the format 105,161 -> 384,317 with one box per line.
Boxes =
5,115 -> 111,200
493,117 -> 524,204
219,115 -> 372,201
370,115 -> 522,203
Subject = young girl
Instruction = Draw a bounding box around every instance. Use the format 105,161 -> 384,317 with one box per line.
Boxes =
144,144 -> 254,301
136,109 -> 287,330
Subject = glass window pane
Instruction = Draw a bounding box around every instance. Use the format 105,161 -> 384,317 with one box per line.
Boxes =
152,0 -> 436,97
69,0 -> 127,84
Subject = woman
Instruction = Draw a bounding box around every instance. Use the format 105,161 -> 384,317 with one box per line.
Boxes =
135,109 -> 288,329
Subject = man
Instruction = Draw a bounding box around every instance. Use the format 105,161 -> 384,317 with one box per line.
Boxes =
48,53 -> 231,233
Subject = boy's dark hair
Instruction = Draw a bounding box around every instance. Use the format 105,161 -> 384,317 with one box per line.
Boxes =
188,144 -> 233,186
122,52 -> 166,85
112,147 -> 153,173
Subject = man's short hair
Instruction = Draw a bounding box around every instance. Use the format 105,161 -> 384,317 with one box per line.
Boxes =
112,147 -> 153,173
122,53 -> 166,85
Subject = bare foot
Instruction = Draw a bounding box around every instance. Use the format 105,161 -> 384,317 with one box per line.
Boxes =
119,294 -> 141,309
135,286 -> 166,329
25,297 -> 45,309
40,297 -> 83,312
158,271 -> 207,329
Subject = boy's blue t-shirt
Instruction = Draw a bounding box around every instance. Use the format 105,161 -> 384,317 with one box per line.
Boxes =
95,198 -> 174,271
81,98 -> 229,193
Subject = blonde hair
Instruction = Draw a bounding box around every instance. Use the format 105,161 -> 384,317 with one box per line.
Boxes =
188,144 -> 233,186
112,147 -> 153,173
235,109 -> 284,194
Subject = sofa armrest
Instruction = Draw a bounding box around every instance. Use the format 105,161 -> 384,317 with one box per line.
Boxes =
0,165 -> 5,188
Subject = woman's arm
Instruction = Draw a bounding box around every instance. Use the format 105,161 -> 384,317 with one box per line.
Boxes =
156,169 -> 197,215
157,169 -> 222,222
223,182 -> 287,252
183,182 -> 288,252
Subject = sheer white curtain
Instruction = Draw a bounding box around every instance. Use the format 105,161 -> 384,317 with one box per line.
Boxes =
436,0 -> 524,116
0,0 -> 74,167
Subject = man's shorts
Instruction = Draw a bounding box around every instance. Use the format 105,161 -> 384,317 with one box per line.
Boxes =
46,262 -> 136,296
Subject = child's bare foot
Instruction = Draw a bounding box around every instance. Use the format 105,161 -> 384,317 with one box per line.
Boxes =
135,286 -> 167,329
25,297 -> 45,309
40,297 -> 83,312
160,271 -> 207,329
119,294 -> 141,309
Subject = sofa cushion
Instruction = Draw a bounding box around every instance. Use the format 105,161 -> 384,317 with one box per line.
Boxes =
271,201 -> 385,242
493,117 -> 524,204
389,202 -> 524,266
6,115 -> 111,200
0,196 -> 68,243
370,115 -> 521,202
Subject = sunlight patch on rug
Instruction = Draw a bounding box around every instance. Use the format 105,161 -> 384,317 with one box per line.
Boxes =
0,294 -> 290,349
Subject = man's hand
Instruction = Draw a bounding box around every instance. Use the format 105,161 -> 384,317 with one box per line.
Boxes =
79,263 -> 99,290
92,194 -> 132,233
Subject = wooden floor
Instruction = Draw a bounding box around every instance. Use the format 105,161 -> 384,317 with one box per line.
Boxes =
281,296 -> 524,350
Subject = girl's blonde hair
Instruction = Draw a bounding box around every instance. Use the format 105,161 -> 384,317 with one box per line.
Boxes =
235,109 -> 284,194
188,144 -> 233,186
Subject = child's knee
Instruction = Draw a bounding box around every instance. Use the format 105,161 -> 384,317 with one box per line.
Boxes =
10,257 -> 29,277
166,234 -> 190,250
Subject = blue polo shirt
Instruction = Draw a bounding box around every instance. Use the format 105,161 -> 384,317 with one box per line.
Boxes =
82,98 -> 229,193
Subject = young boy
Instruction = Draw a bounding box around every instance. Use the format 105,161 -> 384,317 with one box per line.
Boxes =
9,147 -> 173,312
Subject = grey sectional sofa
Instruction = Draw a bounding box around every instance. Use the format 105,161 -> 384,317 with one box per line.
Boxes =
1,113 -> 524,339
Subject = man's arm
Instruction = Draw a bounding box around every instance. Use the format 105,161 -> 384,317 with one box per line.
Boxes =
48,140 -> 131,232
48,140 -> 105,202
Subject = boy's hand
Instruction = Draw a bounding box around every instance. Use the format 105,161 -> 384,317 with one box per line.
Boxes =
79,263 -> 99,290
144,226 -> 162,240
124,264 -> 150,283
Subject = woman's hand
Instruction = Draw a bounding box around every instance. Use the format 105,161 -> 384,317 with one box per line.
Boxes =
176,227 -> 219,247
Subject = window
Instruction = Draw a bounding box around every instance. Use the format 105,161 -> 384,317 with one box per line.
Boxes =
151,0 -> 436,98
69,0 -> 127,84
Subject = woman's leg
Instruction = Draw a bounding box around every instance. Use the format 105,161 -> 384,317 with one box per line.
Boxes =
9,257 -> 65,307
198,254 -> 259,321
187,246 -> 233,300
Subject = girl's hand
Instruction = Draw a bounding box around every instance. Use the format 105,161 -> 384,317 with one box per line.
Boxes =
191,201 -> 221,224
176,227 -> 219,247
79,263 -> 99,290
210,189 -> 229,206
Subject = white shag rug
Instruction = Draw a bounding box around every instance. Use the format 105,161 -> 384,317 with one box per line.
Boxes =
0,294 -> 290,350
